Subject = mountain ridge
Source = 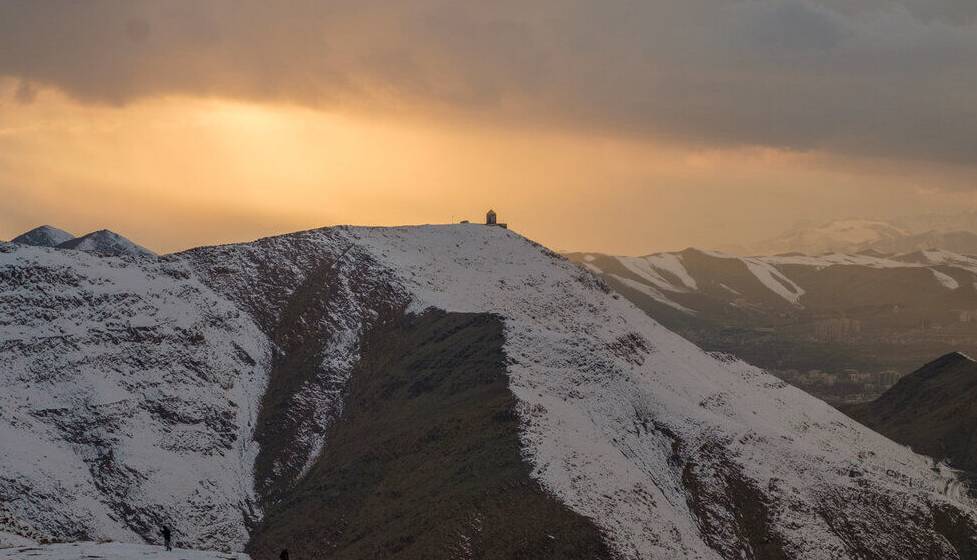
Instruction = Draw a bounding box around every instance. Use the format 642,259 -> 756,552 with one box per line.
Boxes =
3,225 -> 977,558
567,247 -> 977,403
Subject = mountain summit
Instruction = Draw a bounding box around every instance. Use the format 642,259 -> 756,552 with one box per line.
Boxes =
57,229 -> 156,258
2,225 -> 977,558
10,225 -> 75,247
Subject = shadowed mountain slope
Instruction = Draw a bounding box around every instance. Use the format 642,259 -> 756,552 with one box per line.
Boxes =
10,226 -> 74,247
844,352 -> 977,473
248,310 -> 612,560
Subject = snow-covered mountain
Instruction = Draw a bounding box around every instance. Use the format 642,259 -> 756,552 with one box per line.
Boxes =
56,230 -> 156,258
3,226 -> 977,559
752,218 -> 977,256
10,226 -> 75,248
753,219 -> 909,255
0,243 -> 267,551
567,247 -> 977,401
570,247 -> 977,314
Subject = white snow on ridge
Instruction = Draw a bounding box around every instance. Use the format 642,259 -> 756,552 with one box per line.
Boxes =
0,246 -> 269,549
617,256 -> 687,293
644,253 -> 698,290
345,225 -> 975,559
742,257 -> 805,304
597,247 -> 977,306
610,274 -> 697,315
5,225 -> 977,558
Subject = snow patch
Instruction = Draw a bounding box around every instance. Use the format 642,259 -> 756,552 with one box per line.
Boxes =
932,270 -> 960,290
742,258 -> 805,304
610,274 -> 697,315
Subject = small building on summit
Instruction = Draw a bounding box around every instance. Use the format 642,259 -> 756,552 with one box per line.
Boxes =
485,209 -> 508,229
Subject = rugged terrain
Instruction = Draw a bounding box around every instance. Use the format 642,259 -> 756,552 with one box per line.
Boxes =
567,248 -> 977,402
3,225 -> 977,559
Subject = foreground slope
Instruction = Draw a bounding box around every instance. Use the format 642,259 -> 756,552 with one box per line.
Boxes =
0,243 -> 268,550
3,225 -> 977,558
844,352 -> 977,473
182,225 -> 977,558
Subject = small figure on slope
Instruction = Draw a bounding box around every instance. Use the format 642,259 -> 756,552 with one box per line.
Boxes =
161,525 -> 173,551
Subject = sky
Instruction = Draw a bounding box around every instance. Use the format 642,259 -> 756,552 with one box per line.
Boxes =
1,0 -> 975,255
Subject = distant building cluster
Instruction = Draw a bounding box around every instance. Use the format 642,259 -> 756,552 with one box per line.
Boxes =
774,368 -> 902,405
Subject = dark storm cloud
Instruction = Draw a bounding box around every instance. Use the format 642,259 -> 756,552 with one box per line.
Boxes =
1,0 -> 974,164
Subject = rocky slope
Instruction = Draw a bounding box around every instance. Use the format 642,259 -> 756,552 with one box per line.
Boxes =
0,243 -> 268,550
843,352 -> 977,474
567,248 -> 977,402
3,225 -> 977,558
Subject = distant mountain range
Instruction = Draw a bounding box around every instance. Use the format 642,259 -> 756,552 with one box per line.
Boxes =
567,247 -> 977,402
750,217 -> 977,256
9,225 -> 155,258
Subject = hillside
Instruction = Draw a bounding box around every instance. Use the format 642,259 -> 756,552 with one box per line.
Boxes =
3,226 -> 977,558
843,352 -> 977,474
567,248 -> 977,402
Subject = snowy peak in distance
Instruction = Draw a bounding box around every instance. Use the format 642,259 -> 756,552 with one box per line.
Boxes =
57,229 -> 156,258
569,246 -> 977,315
753,217 -> 977,256
10,225 -> 75,247
754,219 -> 908,255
